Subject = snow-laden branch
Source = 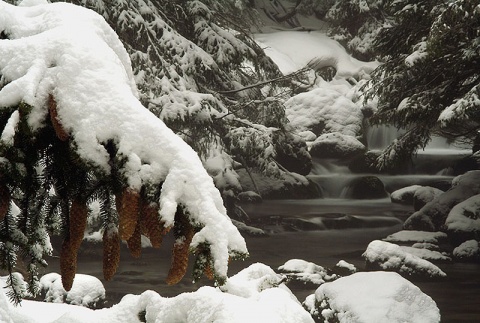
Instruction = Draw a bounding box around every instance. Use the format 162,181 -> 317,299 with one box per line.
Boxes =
0,1 -> 247,280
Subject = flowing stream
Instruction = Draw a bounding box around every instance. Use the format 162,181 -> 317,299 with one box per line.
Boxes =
43,130 -> 478,322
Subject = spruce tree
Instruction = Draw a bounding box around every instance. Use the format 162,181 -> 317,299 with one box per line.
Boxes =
364,0 -> 480,169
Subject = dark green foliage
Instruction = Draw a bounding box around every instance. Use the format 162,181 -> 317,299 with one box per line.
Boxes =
363,0 -> 480,169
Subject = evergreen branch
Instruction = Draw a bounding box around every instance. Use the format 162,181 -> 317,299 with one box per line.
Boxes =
214,66 -> 311,95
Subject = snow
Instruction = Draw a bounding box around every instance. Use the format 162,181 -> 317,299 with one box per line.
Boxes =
278,259 -> 337,285
285,80 -> 364,137
399,246 -> 451,262
453,240 -> 480,259
363,240 -> 447,278
0,0 -> 247,279
335,260 -> 357,273
254,31 -> 378,77
39,273 -> 105,307
2,264 -> 315,323
314,271 -> 441,323
310,132 -> 365,157
390,185 -> 422,204
383,230 -> 448,244
445,194 -> 480,232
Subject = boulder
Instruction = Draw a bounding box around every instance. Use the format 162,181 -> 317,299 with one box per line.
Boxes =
413,186 -> 444,211
445,194 -> 480,243
404,171 -> 480,231
344,176 -> 388,199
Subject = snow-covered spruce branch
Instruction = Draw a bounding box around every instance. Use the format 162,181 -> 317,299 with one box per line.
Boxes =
0,1 -> 247,293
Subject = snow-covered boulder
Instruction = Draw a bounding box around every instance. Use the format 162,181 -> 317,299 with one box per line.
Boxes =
309,132 -> 366,159
445,194 -> 480,240
285,81 -> 364,137
363,240 -> 446,278
399,246 -> 451,262
383,230 -> 448,245
404,171 -> 480,231
413,186 -> 444,211
312,271 -> 440,323
453,240 -> 480,261
40,273 -> 105,308
391,185 -> 422,205
237,191 -> 262,203
390,185 -> 443,210
278,259 -> 337,285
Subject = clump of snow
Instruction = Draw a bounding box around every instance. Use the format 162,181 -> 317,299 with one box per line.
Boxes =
39,273 -> 105,308
278,259 -> 337,285
285,80 -> 364,137
0,1 -> 247,279
313,271 -> 441,323
453,240 -> 480,260
384,230 -> 448,244
363,240 -> 446,278
335,260 -> 357,273
220,263 -> 285,298
445,194 -> 480,233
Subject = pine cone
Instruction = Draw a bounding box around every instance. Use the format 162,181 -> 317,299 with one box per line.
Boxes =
166,209 -> 195,285
0,184 -> 10,222
48,94 -> 69,141
116,188 -> 140,241
127,221 -> 142,258
60,239 -> 77,291
69,198 -> 88,251
139,201 -> 169,248
204,261 -> 214,281
103,229 -> 120,281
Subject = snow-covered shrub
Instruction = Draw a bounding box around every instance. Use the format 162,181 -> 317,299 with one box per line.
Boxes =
313,271 -> 441,323
40,273 -> 105,308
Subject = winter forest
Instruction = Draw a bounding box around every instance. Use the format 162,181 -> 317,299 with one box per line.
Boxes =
0,0 -> 479,322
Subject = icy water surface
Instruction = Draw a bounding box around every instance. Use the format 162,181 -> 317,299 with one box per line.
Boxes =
45,198 -> 480,322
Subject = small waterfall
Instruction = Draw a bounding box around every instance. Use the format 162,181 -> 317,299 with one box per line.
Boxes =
366,125 -> 403,150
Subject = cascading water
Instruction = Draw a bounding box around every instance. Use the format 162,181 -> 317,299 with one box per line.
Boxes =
308,125 -> 471,199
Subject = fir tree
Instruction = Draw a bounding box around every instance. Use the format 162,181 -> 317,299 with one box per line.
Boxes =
364,0 -> 480,170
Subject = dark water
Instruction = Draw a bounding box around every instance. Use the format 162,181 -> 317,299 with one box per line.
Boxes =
43,198 -> 480,322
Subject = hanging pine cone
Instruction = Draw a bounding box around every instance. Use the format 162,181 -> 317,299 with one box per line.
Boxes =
126,221 -> 142,258
103,228 -> 120,281
48,94 -> 69,141
139,201 -> 169,248
116,188 -> 140,241
69,198 -> 88,251
166,209 -> 195,285
60,239 -> 77,291
0,184 -> 10,222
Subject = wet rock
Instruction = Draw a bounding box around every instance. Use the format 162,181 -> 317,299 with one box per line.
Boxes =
344,175 -> 388,199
